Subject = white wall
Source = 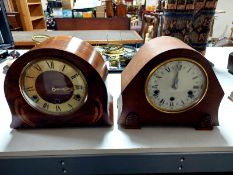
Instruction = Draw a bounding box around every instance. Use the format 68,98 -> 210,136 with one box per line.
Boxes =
212,0 -> 233,38
41,0 -> 47,10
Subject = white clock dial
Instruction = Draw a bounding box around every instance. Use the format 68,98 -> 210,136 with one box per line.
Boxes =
145,58 -> 208,113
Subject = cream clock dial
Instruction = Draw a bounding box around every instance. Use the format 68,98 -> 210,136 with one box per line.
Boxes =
145,58 -> 208,113
19,57 -> 88,115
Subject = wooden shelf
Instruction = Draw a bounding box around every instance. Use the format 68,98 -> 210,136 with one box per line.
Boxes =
16,0 -> 46,31
30,16 -> 44,21
27,0 -> 41,3
28,2 -> 41,5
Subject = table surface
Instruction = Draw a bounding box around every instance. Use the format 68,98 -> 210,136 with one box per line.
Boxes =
12,30 -> 143,48
0,47 -> 233,158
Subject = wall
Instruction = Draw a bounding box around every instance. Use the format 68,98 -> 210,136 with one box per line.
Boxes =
212,0 -> 233,38
41,0 -> 47,11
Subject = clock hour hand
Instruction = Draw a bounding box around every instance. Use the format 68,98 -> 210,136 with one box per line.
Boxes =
52,87 -> 73,92
172,62 -> 182,90
172,71 -> 179,89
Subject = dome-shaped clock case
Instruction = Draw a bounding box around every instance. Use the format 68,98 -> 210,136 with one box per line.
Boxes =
4,36 -> 113,128
118,36 -> 224,130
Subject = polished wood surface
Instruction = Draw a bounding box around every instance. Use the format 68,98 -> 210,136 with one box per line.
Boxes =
118,36 -> 224,129
12,30 -> 143,48
5,36 -> 113,128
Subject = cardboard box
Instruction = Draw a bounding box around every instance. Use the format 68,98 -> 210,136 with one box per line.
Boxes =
96,5 -> 105,18
96,12 -> 105,18
83,12 -> 92,18
62,0 -> 74,9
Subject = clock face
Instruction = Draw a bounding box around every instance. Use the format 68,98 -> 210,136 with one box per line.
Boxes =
145,58 -> 208,113
19,57 -> 88,115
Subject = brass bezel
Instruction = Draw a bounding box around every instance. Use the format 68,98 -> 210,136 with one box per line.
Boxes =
145,57 -> 208,113
19,57 -> 88,116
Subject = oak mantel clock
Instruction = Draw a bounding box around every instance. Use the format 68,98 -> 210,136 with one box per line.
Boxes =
118,36 -> 224,130
4,36 -> 113,128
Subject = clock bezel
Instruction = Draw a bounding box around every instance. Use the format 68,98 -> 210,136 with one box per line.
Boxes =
19,57 -> 88,116
145,57 -> 209,113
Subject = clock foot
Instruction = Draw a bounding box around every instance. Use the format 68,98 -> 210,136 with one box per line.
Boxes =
228,70 -> 233,75
124,112 -> 141,129
195,114 -> 213,130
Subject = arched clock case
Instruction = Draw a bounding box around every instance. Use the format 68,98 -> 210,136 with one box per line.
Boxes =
118,36 -> 224,130
4,36 -> 113,128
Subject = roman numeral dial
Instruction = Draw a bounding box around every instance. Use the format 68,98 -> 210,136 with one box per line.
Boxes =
145,58 -> 208,113
19,57 -> 88,115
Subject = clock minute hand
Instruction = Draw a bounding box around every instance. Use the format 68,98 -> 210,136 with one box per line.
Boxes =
52,87 -> 73,92
172,71 -> 179,89
172,62 -> 182,90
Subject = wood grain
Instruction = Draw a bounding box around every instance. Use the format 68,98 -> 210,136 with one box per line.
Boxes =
5,36 -> 113,128
119,36 -> 224,129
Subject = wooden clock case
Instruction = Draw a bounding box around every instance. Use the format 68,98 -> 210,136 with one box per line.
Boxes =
227,52 -> 233,74
118,36 -> 224,130
4,36 -> 113,128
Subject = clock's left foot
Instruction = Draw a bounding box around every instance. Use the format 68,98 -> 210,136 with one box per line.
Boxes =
195,114 -> 214,130
124,112 -> 141,129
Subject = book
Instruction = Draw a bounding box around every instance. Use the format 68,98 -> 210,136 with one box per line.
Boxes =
205,0 -> 218,9
177,0 -> 186,10
166,0 -> 177,10
186,0 -> 194,10
195,0 -> 206,11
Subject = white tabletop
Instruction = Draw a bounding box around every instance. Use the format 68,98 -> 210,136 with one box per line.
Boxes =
0,47 -> 233,157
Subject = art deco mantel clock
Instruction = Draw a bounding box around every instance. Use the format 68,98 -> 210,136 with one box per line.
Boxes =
118,36 -> 224,130
4,36 -> 113,128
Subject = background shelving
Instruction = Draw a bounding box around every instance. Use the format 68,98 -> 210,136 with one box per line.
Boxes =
16,0 -> 46,31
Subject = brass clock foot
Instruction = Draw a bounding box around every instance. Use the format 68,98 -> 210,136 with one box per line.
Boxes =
195,114 -> 214,130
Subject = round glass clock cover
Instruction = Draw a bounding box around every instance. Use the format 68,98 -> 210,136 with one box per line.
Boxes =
19,57 -> 88,115
145,58 -> 208,113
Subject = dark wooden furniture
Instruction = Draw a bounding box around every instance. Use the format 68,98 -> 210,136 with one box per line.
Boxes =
116,4 -> 127,17
6,12 -> 22,31
105,0 -> 114,17
54,17 -> 130,30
